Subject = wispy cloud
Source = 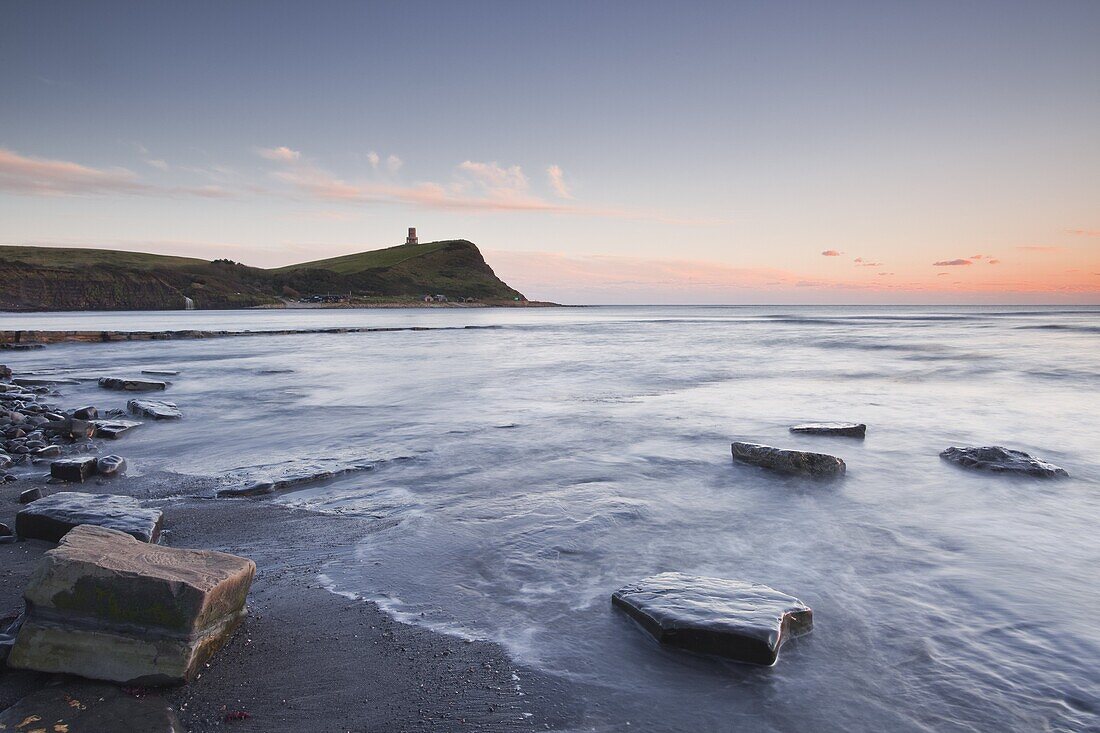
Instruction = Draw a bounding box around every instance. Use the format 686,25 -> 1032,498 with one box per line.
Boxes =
547,164 -> 573,199
821,249 -> 842,256
366,151 -> 380,169
145,159 -> 169,171
988,259 -> 1001,265
386,154 -> 403,173
0,148 -> 146,195
257,146 -> 301,162
1017,245 -> 1065,252
933,258 -> 972,266
1065,229 -> 1100,238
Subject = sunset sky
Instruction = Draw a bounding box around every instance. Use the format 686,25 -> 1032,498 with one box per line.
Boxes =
1,1 -> 1098,303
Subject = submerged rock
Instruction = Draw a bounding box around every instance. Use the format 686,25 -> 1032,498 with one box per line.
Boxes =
9,525 -> 255,685
51,455 -> 98,482
141,369 -> 180,376
127,398 -> 183,420
612,572 -> 812,665
92,417 -> 143,439
217,481 -> 275,498
0,682 -> 184,733
16,491 -> 164,542
789,422 -> 866,438
99,376 -> 168,391
731,441 -> 845,477
96,454 -> 127,477
940,446 -> 1068,478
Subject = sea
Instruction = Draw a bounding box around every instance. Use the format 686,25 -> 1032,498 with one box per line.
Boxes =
3,305 -> 1098,732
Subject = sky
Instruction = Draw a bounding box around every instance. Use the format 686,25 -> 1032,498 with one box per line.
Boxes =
1,0 -> 1098,304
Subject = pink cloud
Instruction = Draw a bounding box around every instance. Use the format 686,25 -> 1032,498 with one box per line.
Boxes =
821,250 -> 842,256
988,259 -> 1001,265
933,259 -> 972,266
0,148 -> 235,199
1017,245 -> 1065,252
857,261 -> 883,267
1065,229 -> 1100,238
257,146 -> 301,162
547,164 -> 573,200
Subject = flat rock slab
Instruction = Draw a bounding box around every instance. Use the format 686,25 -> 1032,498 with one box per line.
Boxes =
51,455 -> 98,482
732,441 -> 845,478
127,399 -> 182,420
91,417 -> 143,439
14,376 -> 80,386
940,446 -> 1068,478
99,377 -> 168,391
141,369 -> 180,376
790,422 -> 866,438
612,572 -> 812,665
9,525 -> 256,686
16,491 -> 164,543
0,681 -> 185,732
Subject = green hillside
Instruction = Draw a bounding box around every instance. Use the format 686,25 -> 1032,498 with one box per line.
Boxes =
0,240 -> 527,311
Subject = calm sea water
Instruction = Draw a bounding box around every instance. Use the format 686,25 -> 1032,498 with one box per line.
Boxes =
4,306 -> 1099,732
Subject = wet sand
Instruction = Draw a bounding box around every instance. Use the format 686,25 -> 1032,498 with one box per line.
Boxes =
0,476 -> 581,732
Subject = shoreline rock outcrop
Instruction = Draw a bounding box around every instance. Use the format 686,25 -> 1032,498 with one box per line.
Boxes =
612,572 -> 813,665
8,525 -> 256,685
128,399 -> 183,420
940,446 -> 1068,478
99,376 -> 169,392
789,422 -> 866,438
731,441 -> 846,478
16,491 -> 164,543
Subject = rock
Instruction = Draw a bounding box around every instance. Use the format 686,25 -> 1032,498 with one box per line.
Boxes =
72,405 -> 99,419
96,454 -> 127,477
98,376 -> 168,391
9,525 -> 255,685
789,422 -> 866,438
0,453 -> 10,469
216,481 -> 275,498
612,572 -> 813,665
34,444 -> 62,458
0,522 -> 11,536
731,441 -> 846,478
127,398 -> 182,420
91,417 -> 143,439
940,446 -> 1068,478
51,455 -> 98,482
18,487 -> 42,504
0,680 -> 185,731
43,417 -> 97,440
16,491 -> 164,543
0,364 -> 10,379
141,369 -> 180,376
13,376 -> 80,386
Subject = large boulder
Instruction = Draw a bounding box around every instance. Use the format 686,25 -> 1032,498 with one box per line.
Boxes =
789,422 -> 866,438
8,525 -> 255,686
612,572 -> 813,665
99,377 -> 168,392
731,441 -> 845,478
16,491 -> 164,543
940,446 -> 1068,478
0,682 -> 184,733
127,399 -> 182,420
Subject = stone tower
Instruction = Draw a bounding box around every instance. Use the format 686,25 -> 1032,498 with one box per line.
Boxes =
406,227 -> 418,245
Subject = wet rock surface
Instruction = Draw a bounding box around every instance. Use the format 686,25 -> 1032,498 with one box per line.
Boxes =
0,683 -> 184,733
940,446 -> 1068,478
96,454 -> 127,477
790,422 -> 866,438
50,455 -> 98,482
9,525 -> 256,686
731,441 -> 846,477
91,418 -> 143,439
98,376 -> 168,391
612,572 -> 813,665
16,491 -> 164,543
127,399 -> 183,420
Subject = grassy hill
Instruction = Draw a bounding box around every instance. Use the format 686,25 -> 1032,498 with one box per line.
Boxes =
0,240 -> 526,311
